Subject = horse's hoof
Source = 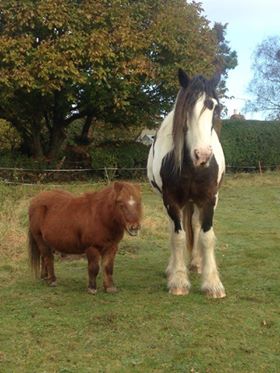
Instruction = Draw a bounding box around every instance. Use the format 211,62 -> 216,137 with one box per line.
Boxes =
49,281 -> 57,287
105,287 -> 118,294
204,288 -> 226,299
169,287 -> 189,296
87,288 -> 97,295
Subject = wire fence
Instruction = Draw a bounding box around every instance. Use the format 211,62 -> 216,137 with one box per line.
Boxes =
0,164 -> 279,186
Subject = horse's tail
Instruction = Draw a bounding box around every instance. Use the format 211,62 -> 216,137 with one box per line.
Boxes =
183,202 -> 194,254
28,229 -> 40,278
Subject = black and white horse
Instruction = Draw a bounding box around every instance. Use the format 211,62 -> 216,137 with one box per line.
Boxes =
147,68 -> 225,298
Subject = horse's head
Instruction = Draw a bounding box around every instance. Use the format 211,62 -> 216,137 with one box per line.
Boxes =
114,181 -> 142,236
173,68 -> 220,169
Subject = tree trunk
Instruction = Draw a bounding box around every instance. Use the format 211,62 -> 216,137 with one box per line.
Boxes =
47,126 -> 66,159
79,114 -> 95,144
31,122 -> 44,159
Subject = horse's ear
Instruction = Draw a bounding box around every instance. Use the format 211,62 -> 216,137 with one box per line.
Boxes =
113,181 -> 123,196
209,72 -> 221,88
178,68 -> 190,89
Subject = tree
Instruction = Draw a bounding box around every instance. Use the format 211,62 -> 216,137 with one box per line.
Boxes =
0,0 -> 231,159
212,22 -> 238,101
246,36 -> 280,119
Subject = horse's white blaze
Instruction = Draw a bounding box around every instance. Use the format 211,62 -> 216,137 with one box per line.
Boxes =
128,196 -> 136,206
186,95 -> 217,166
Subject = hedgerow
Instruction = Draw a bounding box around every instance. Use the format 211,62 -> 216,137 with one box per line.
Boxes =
220,120 -> 280,168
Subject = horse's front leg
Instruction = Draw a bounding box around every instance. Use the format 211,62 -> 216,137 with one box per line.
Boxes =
165,205 -> 190,296
200,202 -> 226,298
101,246 -> 118,293
86,247 -> 101,294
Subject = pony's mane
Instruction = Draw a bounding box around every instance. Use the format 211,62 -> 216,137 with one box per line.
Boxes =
172,75 -> 219,172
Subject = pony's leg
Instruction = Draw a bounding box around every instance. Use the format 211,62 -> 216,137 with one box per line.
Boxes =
200,202 -> 225,298
189,205 -> 202,273
40,256 -> 48,280
167,219 -> 190,296
86,247 -> 101,294
34,234 -> 56,286
101,246 -> 118,293
44,254 -> 56,286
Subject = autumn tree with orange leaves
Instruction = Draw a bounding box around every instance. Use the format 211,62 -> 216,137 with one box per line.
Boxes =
0,0 -> 235,158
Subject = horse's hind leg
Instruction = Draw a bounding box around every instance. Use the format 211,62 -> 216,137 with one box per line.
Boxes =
189,205 -> 202,273
86,247 -> 101,294
101,246 -> 118,293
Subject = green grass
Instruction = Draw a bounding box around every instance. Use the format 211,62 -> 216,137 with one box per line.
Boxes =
0,173 -> 280,372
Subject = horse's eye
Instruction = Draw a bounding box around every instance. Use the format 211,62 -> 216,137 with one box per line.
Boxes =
205,99 -> 214,110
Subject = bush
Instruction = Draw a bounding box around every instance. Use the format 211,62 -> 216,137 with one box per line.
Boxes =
221,120 -> 280,169
90,141 -> 150,178
0,119 -> 21,151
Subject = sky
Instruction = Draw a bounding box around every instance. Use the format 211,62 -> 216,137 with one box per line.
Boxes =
200,0 -> 280,119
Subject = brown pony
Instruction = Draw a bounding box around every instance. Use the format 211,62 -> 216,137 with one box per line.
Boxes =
28,181 -> 142,294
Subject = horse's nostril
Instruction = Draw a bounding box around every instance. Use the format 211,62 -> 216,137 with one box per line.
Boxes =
194,149 -> 200,160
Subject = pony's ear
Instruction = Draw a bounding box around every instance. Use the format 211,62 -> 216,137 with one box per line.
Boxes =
178,68 -> 190,89
114,181 -> 123,196
209,72 -> 221,88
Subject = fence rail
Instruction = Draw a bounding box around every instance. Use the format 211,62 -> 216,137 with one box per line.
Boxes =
0,164 -> 279,186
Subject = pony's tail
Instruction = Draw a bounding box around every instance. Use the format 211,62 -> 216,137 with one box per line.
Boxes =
28,229 -> 40,278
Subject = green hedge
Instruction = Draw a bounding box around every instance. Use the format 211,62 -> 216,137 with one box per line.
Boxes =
220,120 -> 280,168
90,141 -> 150,178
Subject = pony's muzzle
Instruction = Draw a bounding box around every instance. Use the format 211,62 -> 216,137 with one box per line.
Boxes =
193,146 -> 213,167
126,223 -> 141,236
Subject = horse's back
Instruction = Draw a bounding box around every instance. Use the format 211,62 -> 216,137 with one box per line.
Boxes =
147,111 -> 174,191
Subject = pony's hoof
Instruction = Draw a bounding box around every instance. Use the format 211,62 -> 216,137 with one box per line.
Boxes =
87,288 -> 97,295
48,281 -> 57,287
105,287 -> 118,294
169,287 -> 189,296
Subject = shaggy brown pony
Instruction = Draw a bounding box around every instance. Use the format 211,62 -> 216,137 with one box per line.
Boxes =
28,181 -> 142,294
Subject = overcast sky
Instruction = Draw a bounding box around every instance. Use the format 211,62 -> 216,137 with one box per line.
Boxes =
200,0 -> 280,119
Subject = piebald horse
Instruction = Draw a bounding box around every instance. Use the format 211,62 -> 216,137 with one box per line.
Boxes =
147,68 -> 226,298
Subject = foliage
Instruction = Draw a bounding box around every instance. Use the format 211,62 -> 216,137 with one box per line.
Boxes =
0,119 -> 21,151
221,120 -> 280,167
1,175 -> 280,372
0,0 -> 239,158
0,0 -> 224,159
91,141 -> 149,172
246,36 -> 280,119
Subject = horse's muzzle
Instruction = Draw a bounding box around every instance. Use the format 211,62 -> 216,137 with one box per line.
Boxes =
193,147 -> 213,167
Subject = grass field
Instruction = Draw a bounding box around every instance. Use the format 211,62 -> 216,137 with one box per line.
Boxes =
0,173 -> 280,373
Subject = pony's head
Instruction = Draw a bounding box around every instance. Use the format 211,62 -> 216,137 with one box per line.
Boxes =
173,68 -> 220,169
114,181 -> 142,236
